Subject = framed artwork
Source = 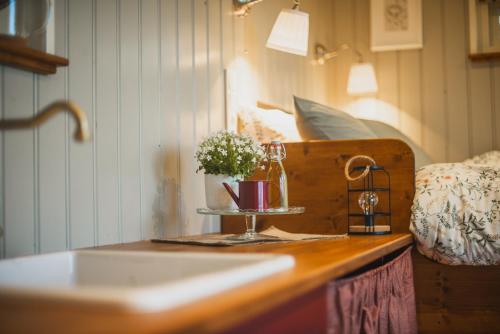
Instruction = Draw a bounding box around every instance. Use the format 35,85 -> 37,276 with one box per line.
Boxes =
468,0 -> 500,60
370,0 -> 423,52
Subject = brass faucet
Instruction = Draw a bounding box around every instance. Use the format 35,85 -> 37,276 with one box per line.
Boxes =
0,100 -> 90,141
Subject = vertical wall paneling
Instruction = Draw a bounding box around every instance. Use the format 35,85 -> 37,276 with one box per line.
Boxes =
116,0 -> 123,243
95,0 -> 119,245
0,68 -> 4,258
37,0 -> 68,253
242,1 -> 274,107
468,63 -> 493,156
222,0 -> 234,70
119,0 -> 142,242
353,0 -> 374,75
306,0 -> 333,106
370,0 -> 399,127
443,0 -> 470,162
221,0 -> 233,132
206,0 -> 226,232
421,0 -> 446,162
162,0 -> 181,238
67,0 -> 95,249
216,0 -> 226,130
178,0 -> 195,236
465,0 -> 493,157
0,0 -> 236,257
3,69 -> 36,257
332,0 -> 354,110
494,61 -> 500,149
375,50 -> 399,128
399,50 -> 422,146
205,0 -> 220,231
194,0 -> 211,234
140,0 -> 162,239
352,0 -> 376,119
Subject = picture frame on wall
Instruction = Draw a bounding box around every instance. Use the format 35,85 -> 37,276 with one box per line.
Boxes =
370,0 -> 423,52
468,0 -> 500,60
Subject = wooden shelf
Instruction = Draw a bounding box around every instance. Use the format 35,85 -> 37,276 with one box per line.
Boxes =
469,52 -> 500,61
0,36 -> 68,75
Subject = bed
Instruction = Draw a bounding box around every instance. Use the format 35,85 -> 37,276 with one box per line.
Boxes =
224,99 -> 500,333
411,151 -> 500,265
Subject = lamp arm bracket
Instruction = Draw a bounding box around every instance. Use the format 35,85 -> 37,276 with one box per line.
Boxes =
314,43 -> 364,64
233,0 -> 264,17
234,0 -> 302,17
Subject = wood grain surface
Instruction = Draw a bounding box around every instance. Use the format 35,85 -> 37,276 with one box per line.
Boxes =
222,139 -> 415,235
0,37 -> 68,75
0,234 -> 413,334
413,250 -> 500,334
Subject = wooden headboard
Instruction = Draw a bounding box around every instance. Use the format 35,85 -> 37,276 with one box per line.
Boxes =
222,139 -> 415,235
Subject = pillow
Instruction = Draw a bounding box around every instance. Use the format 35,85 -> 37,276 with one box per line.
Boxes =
293,96 -> 433,168
238,105 -> 301,143
293,96 -> 377,140
360,119 -> 433,168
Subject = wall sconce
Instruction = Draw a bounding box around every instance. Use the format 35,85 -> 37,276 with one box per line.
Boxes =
234,0 -> 309,57
266,0 -> 309,56
314,43 -> 378,95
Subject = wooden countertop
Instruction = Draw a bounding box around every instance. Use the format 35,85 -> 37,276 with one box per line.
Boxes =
0,233 -> 413,334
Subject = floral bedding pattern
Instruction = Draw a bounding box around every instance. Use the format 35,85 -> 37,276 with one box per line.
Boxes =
410,151 -> 500,265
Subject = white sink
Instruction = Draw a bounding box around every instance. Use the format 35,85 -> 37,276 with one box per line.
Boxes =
0,250 -> 294,312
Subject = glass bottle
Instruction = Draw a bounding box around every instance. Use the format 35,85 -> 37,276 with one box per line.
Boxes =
266,141 -> 288,210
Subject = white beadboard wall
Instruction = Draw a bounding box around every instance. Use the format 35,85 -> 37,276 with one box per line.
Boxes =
0,0 -> 235,258
242,0 -> 500,163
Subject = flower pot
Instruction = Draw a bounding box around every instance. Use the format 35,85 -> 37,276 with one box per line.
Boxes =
204,174 -> 239,210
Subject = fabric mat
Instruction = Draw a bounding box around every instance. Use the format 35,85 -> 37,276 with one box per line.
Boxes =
152,225 -> 348,246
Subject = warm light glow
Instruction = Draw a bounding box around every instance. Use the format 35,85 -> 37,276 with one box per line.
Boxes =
225,57 -> 259,131
344,98 -> 400,129
266,8 -> 309,56
347,63 -> 378,95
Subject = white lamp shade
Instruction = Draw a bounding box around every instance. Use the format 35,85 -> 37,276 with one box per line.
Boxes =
266,9 -> 309,56
347,63 -> 378,95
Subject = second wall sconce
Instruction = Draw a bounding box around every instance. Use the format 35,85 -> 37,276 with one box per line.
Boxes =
315,43 -> 378,95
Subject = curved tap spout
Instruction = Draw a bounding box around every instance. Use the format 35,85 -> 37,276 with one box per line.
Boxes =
0,100 -> 90,142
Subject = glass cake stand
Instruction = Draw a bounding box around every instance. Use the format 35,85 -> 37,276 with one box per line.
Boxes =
197,207 -> 305,241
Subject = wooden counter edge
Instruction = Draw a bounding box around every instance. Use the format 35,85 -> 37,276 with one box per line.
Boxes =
0,234 -> 414,334
95,233 -> 414,334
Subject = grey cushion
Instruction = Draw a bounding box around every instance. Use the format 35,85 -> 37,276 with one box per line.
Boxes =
293,96 -> 433,168
293,96 -> 376,140
360,119 -> 433,168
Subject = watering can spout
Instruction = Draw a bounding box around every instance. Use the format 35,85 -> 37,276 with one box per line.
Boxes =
222,182 -> 240,208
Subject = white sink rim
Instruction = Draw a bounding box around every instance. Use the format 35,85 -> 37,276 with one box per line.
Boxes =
0,250 -> 295,313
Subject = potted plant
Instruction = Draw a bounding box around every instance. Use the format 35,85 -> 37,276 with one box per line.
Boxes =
195,130 -> 266,210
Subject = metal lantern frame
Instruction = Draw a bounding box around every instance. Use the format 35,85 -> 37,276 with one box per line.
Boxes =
347,165 -> 392,235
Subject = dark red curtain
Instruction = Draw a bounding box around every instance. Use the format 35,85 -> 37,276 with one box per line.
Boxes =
327,247 -> 417,334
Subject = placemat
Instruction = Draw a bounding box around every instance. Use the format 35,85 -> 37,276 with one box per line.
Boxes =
151,226 -> 348,246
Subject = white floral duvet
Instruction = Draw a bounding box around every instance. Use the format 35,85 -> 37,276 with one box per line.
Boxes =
410,151 -> 500,265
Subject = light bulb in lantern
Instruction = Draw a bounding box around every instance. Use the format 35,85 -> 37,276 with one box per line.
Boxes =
358,191 -> 379,215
